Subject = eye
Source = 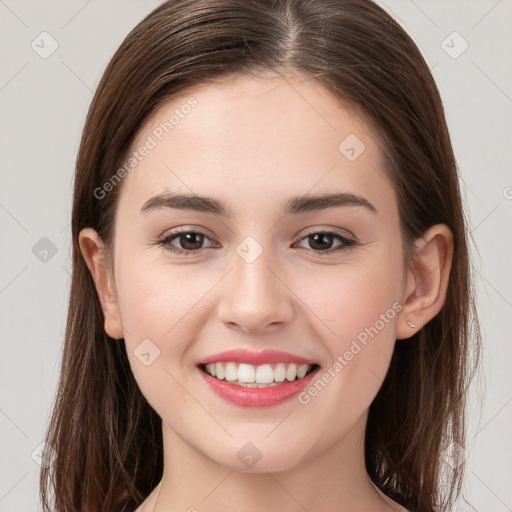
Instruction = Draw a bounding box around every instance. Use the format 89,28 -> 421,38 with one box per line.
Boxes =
157,228 -> 358,256
293,230 -> 357,254
157,227 -> 216,255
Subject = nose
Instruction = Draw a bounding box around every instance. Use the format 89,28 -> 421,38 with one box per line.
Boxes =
217,244 -> 294,334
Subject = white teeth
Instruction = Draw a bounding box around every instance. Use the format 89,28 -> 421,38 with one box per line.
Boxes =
228,380 -> 282,388
205,363 -> 216,377
238,363 -> 255,383
225,362 -> 238,382
203,362 -> 314,384
286,363 -> 297,381
215,363 -> 224,380
274,363 -> 286,382
255,364 -> 274,384
297,364 -> 309,379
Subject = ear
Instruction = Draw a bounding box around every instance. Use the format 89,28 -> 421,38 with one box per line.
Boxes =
396,224 -> 454,340
78,227 -> 124,339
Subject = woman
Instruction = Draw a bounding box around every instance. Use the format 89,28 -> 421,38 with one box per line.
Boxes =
40,1 -> 481,511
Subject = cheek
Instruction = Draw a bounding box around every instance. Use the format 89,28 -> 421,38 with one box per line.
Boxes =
116,247 -> 218,342
296,248 -> 402,341
114,255 -> 221,403
295,245 -> 403,393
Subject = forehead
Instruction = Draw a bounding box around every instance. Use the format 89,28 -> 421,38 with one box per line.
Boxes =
118,72 -> 396,220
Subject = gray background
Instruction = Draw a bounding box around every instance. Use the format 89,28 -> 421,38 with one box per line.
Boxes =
0,1 -> 511,511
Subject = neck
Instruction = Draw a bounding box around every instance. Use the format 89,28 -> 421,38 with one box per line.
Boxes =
142,411 -> 403,512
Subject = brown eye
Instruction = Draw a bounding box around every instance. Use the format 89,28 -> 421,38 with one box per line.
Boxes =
294,231 -> 357,254
158,229 -> 215,255
173,232 -> 205,251
307,233 -> 336,251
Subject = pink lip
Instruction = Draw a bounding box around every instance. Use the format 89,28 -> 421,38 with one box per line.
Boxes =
197,365 -> 320,407
197,348 -> 316,366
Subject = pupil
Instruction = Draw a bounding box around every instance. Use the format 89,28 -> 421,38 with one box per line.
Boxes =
310,233 -> 332,250
181,233 -> 203,250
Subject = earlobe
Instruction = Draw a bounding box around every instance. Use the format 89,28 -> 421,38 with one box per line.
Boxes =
396,224 -> 453,340
78,227 -> 124,339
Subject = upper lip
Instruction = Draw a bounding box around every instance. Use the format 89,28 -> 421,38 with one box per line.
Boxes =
197,348 -> 317,366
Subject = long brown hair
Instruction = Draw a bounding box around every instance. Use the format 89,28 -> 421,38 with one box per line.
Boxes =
40,1 -> 482,511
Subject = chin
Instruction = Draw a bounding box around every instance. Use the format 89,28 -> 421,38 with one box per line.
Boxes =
205,437 -> 315,474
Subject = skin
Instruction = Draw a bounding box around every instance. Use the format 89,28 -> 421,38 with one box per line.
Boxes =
80,71 -> 453,512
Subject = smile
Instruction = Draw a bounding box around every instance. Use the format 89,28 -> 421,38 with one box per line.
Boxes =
201,362 -> 317,388
196,348 -> 321,407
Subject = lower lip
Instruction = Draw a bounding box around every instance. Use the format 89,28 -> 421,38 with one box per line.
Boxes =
197,366 -> 320,407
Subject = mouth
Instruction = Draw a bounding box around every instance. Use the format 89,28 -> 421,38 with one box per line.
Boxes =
196,348 -> 321,407
198,362 -> 320,388
197,357 -> 321,407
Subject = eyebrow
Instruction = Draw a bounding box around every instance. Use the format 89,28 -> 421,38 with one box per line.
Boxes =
140,191 -> 378,217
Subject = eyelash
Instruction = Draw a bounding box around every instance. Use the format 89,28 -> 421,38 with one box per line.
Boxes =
156,227 -> 358,257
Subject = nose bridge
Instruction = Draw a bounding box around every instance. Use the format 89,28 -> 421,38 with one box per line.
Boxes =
233,234 -> 281,304
218,235 -> 292,331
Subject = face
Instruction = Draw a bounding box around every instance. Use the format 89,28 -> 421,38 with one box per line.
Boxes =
103,73 -> 410,472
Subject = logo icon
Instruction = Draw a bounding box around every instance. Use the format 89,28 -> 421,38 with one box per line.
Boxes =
236,236 -> 263,264
31,31 -> 59,59
237,442 -> 263,468
338,134 -> 366,161
441,31 -> 469,59
441,441 -> 469,469
134,338 -> 161,366
32,237 -> 58,263
31,442 -> 57,468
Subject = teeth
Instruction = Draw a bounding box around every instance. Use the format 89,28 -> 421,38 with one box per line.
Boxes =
238,363 -> 256,383
274,363 -> 286,382
286,363 -> 297,381
297,364 -> 308,379
255,364 -> 274,383
203,362 -> 313,384
225,362 -> 238,382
